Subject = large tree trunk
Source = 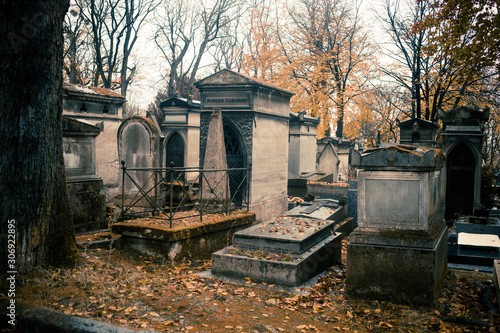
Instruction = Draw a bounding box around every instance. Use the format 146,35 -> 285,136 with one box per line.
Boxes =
0,0 -> 77,276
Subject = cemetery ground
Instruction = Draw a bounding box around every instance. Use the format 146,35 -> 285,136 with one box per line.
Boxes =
11,238 -> 499,332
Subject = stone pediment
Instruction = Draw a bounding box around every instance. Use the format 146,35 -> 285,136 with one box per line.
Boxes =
195,69 -> 294,96
397,118 -> 439,129
196,69 -> 253,86
159,97 -> 200,108
350,145 -> 444,171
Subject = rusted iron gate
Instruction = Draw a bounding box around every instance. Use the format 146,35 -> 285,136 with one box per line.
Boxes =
120,161 -> 251,228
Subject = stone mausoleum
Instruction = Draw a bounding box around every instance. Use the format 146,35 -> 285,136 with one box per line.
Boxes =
438,107 -> 489,219
316,136 -> 354,182
159,97 -> 201,182
288,111 -> 320,178
397,118 -> 440,148
195,69 -> 294,221
63,83 -> 126,201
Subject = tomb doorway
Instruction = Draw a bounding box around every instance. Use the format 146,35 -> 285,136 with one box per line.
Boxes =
224,123 -> 246,205
166,133 -> 185,168
445,143 -> 475,219
166,133 -> 185,181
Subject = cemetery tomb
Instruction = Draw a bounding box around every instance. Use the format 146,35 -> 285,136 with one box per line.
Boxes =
347,145 -> 448,306
63,83 -> 126,202
448,219 -> 500,268
397,118 -> 440,148
160,97 -> 201,182
211,200 -> 351,286
62,116 -> 106,232
288,111 -> 320,178
196,69 -> 293,222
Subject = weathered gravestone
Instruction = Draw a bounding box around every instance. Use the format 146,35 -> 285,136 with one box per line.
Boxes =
346,145 -> 447,306
116,116 -> 162,207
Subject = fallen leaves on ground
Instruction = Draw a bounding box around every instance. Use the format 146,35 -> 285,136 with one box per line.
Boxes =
15,240 -> 499,332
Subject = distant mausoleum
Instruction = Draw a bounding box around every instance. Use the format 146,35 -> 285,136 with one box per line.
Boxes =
159,97 -> 201,182
397,118 -> 440,148
288,111 -> 320,178
317,136 -> 354,182
438,106 -> 490,219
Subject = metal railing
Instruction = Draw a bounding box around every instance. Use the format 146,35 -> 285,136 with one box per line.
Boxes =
120,161 -> 251,228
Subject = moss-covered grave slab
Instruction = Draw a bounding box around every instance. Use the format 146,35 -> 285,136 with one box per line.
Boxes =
111,211 -> 255,261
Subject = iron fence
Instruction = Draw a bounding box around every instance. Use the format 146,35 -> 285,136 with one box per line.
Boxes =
120,161 -> 251,228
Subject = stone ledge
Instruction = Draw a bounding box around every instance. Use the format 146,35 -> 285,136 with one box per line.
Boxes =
112,212 -> 255,242
0,300 -> 155,333
350,221 -> 445,249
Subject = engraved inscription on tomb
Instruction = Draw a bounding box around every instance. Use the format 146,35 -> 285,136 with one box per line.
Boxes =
205,95 -> 250,108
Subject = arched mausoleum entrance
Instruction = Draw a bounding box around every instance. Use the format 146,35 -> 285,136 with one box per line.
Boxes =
165,132 -> 185,181
445,143 -> 475,219
166,133 -> 185,168
223,123 -> 246,205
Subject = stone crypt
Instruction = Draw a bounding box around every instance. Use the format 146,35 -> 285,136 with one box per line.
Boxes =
346,145 -> 448,306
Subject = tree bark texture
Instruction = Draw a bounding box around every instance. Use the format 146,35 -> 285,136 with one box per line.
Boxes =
0,0 -> 77,276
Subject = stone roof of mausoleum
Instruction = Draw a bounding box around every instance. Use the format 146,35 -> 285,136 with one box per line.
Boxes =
195,69 -> 295,96
63,83 -> 126,104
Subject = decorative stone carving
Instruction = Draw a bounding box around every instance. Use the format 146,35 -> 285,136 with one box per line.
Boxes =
200,112 -> 253,166
349,144 -> 444,171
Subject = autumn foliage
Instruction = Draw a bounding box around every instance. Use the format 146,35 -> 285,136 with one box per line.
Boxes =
239,0 -> 377,138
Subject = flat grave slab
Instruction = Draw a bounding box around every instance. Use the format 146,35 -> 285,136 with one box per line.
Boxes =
458,232 -> 500,248
233,215 -> 338,254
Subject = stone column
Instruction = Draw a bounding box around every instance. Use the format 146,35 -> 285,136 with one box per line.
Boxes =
346,145 -> 447,306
